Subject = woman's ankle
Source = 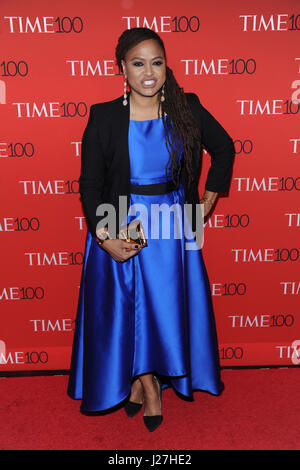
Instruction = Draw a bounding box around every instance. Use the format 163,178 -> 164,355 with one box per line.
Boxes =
129,377 -> 144,403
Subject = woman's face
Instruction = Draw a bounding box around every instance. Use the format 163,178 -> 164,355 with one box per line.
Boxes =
121,39 -> 166,100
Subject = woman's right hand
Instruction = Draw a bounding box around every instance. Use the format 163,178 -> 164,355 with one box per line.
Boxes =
100,238 -> 142,263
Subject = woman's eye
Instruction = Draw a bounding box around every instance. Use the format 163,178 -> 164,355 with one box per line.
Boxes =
132,61 -> 163,67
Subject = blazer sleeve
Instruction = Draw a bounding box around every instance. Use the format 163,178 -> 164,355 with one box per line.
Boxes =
189,93 -> 235,193
78,104 -> 107,237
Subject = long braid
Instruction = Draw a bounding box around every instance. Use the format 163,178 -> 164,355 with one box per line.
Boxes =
159,66 -> 201,190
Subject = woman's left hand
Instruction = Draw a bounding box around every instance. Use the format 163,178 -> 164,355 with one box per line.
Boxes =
199,190 -> 218,217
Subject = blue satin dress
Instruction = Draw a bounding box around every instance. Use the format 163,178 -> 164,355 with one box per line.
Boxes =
67,117 -> 224,412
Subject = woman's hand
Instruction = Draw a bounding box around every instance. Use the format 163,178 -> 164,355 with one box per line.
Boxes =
99,238 -> 142,263
200,190 -> 218,217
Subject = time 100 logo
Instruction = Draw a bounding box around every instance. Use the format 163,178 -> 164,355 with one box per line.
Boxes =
123,15 -> 201,32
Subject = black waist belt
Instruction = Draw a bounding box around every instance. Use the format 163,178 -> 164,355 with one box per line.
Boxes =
130,180 -> 178,195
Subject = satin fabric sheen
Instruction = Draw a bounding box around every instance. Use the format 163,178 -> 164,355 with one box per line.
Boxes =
67,118 -> 224,412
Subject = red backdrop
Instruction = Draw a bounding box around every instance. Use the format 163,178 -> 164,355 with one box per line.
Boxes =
0,0 -> 299,371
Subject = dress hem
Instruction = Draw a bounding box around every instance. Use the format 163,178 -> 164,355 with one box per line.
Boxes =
68,381 -> 224,414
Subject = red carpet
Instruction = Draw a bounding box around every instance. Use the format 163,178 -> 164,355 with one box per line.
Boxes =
1,368 -> 299,450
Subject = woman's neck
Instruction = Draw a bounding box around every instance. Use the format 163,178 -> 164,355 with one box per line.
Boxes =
129,91 -> 162,120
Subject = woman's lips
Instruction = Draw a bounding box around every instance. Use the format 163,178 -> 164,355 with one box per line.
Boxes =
141,79 -> 157,88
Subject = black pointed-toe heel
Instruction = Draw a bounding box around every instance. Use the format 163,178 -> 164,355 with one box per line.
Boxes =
143,376 -> 163,432
124,400 -> 143,417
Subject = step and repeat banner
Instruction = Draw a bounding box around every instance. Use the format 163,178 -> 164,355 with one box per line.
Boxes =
0,0 -> 299,371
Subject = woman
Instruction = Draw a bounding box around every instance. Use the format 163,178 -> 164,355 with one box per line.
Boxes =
67,27 -> 235,432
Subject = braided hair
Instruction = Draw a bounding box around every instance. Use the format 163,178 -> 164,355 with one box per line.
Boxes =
115,27 -> 201,190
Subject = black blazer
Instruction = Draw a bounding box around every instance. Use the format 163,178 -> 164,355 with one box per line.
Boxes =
79,92 -> 235,237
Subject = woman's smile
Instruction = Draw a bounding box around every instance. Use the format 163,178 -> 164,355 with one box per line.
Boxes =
141,79 -> 157,88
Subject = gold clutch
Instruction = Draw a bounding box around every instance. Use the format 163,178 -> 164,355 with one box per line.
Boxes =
117,219 -> 148,248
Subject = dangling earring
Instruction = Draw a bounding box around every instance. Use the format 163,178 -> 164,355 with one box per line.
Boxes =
160,84 -> 165,102
123,77 -> 128,106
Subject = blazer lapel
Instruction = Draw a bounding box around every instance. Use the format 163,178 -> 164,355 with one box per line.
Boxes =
113,93 -> 131,188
